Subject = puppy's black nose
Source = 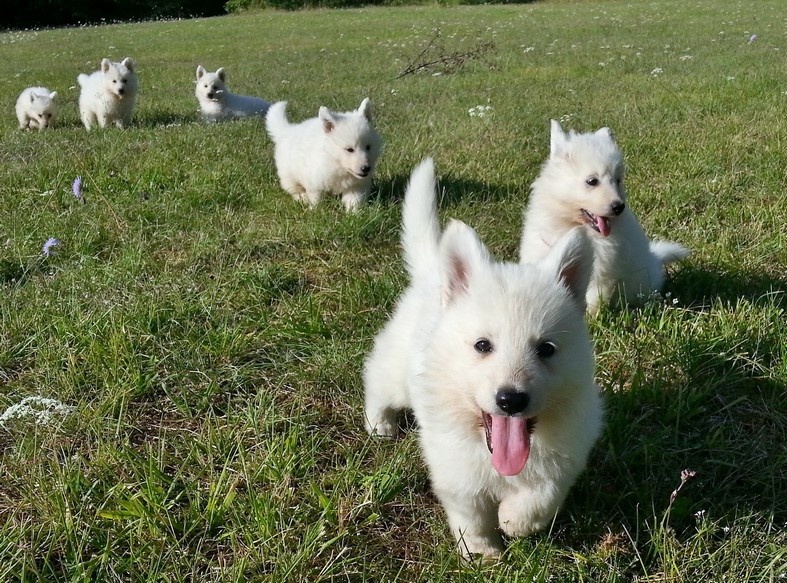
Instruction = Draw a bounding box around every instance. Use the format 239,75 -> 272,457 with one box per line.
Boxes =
611,201 -> 625,215
118,88 -> 125,95
359,165 -> 371,176
495,389 -> 529,415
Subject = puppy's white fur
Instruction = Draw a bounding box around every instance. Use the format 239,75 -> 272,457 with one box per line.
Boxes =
265,99 -> 381,212
77,57 -> 139,130
520,120 -> 689,313
364,158 -> 602,558
15,87 -> 59,130
195,65 -> 270,123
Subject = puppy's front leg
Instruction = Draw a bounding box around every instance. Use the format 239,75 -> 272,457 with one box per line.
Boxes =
497,483 -> 567,538
436,489 -> 503,559
341,191 -> 366,212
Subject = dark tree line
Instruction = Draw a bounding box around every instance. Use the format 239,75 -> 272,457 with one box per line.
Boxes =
1,0 -> 228,30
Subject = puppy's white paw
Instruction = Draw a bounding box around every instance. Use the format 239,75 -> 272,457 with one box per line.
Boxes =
364,414 -> 398,438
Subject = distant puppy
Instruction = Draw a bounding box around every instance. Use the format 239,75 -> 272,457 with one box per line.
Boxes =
364,158 -> 602,559
15,87 -> 60,130
265,99 -> 381,211
520,120 -> 690,313
77,57 -> 139,130
195,65 -> 270,123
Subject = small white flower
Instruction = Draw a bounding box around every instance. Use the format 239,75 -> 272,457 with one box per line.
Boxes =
468,105 -> 493,118
0,397 -> 74,427
726,75 -> 736,81
680,55 -> 693,61
523,46 -> 535,53
651,67 -> 664,76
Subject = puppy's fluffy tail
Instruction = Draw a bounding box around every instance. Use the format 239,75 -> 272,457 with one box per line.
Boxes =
77,73 -> 89,87
265,101 -> 290,142
402,158 -> 441,280
650,240 -> 691,265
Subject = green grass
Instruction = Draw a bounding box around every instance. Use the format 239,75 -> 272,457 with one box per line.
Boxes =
1,0 -> 786,580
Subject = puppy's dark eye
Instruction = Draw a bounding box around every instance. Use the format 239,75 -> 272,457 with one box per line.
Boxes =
365,144 -> 371,151
536,341 -> 556,359
586,177 -> 599,187
346,147 -> 355,153
474,338 -> 493,354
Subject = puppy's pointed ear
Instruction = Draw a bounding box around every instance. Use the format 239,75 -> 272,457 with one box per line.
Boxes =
544,227 -> 594,309
29,92 -> 37,104
595,126 -> 615,141
196,65 -> 206,80
217,67 -> 226,83
49,91 -> 58,101
358,98 -> 372,121
319,106 -> 336,133
549,119 -> 569,158
439,220 -> 492,306
121,57 -> 135,72
101,58 -> 112,73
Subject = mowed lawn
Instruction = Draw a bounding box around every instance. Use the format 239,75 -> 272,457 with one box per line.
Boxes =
1,0 -> 786,580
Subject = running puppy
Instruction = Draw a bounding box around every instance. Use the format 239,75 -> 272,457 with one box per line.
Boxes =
265,99 -> 381,211
364,158 -> 602,558
520,120 -> 690,313
77,57 -> 139,130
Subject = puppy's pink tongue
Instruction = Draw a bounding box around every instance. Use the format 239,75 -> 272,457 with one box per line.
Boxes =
597,216 -> 611,237
491,415 -> 530,476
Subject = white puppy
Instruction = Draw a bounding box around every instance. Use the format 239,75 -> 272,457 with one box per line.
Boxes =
77,57 -> 139,130
265,99 -> 382,211
520,120 -> 690,313
364,158 -> 602,559
15,87 -> 60,130
195,66 -> 269,123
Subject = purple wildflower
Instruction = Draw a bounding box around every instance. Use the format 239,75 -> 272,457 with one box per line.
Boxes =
72,176 -> 83,200
42,238 -> 60,256
748,34 -> 757,44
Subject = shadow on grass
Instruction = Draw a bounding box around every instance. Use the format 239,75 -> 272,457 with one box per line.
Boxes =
135,111 -> 200,128
558,277 -> 787,572
667,262 -> 787,310
372,173 -> 514,206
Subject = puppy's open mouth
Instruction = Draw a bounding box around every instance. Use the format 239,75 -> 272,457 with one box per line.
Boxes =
581,208 -> 612,237
481,412 -> 537,477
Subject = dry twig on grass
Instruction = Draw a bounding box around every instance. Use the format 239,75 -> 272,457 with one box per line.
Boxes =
396,29 -> 496,79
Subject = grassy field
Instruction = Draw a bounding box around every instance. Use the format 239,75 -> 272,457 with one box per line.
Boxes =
1,0 -> 786,580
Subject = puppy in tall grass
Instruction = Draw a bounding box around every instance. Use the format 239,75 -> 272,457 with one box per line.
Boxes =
195,65 -> 269,123
364,158 -> 602,559
77,57 -> 138,130
520,120 -> 690,314
16,87 -> 60,130
265,99 -> 381,212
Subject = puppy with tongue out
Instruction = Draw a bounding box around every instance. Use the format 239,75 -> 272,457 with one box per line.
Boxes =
519,120 -> 690,314
364,159 -> 603,559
